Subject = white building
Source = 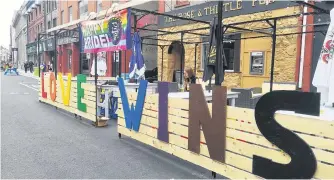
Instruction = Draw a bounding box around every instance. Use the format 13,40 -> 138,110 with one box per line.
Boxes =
0,46 -> 10,63
12,2 -> 27,69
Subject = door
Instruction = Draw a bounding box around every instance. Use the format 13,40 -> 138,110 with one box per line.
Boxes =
81,53 -> 90,75
112,51 -> 120,77
67,49 -> 72,74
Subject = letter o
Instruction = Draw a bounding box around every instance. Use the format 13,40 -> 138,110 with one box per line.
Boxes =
49,72 -> 57,102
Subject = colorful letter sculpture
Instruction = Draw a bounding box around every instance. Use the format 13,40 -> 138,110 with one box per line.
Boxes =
118,77 -> 147,131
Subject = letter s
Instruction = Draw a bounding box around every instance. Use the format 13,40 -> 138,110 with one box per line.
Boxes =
253,91 -> 320,179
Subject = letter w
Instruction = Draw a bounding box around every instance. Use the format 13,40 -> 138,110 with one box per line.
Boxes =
188,84 -> 227,163
118,77 -> 147,131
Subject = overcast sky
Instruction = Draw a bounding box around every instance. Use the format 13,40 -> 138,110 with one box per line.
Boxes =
0,0 -> 23,48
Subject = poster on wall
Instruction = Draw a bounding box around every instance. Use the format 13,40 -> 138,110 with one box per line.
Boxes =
312,8 -> 334,106
90,52 -> 108,76
80,8 -> 131,53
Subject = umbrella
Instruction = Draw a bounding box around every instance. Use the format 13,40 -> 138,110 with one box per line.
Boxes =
312,8 -> 334,107
202,17 -> 227,85
129,31 -> 146,80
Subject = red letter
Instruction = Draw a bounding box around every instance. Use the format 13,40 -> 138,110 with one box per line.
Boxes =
41,72 -> 47,98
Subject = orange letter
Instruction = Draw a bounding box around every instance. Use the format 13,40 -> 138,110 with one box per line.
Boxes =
49,72 -> 57,102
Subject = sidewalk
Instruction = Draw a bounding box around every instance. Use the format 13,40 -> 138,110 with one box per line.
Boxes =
17,69 -> 39,80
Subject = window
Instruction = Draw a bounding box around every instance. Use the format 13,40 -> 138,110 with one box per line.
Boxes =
79,0 -> 88,19
49,1 -> 51,13
68,6 -> 73,22
68,50 -> 72,69
175,0 -> 190,8
112,51 -> 120,77
39,6 -> 41,15
54,1 -> 57,10
250,52 -> 264,75
78,1 -> 81,18
53,18 -> 57,27
61,10 -> 64,24
96,0 -> 102,12
201,35 -> 240,72
48,21 -> 51,29
81,53 -> 90,73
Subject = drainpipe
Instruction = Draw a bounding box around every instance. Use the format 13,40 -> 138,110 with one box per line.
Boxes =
298,0 -> 308,89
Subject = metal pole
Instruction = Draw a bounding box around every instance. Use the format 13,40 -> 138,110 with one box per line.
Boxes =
160,46 -> 164,81
95,53 -> 98,122
79,27 -> 82,74
124,51 -> 127,79
118,51 -> 122,77
194,43 -> 198,77
180,32 -> 184,86
38,33 -> 41,77
215,1 -> 223,85
54,32 -> 57,79
270,19 -> 277,92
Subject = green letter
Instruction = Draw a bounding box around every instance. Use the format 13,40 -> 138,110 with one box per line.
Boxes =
77,74 -> 87,112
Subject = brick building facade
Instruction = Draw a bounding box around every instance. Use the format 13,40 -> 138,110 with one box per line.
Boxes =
26,0 -> 45,65
52,0 -> 158,77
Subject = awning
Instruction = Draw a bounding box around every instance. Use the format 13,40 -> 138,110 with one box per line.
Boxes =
46,0 -> 153,33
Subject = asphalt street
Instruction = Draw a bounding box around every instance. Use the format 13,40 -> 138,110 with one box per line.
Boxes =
1,74 -> 218,179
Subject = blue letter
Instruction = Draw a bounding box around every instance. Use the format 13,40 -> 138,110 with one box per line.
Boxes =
118,78 -> 147,131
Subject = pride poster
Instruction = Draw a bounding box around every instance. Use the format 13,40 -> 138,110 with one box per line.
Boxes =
80,8 -> 131,53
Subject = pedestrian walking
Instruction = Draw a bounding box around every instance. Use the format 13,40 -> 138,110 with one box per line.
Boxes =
29,61 -> 34,73
24,62 -> 28,73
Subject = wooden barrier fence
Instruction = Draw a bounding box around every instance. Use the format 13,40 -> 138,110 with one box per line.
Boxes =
38,73 -> 97,122
115,88 -> 334,179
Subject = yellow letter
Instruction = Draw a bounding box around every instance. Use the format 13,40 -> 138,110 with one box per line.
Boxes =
59,73 -> 72,106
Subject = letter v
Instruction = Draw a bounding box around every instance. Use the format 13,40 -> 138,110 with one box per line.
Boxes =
59,73 -> 72,106
118,77 -> 147,131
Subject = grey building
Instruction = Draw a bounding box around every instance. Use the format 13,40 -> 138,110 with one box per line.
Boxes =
12,3 -> 28,69
44,0 -> 57,31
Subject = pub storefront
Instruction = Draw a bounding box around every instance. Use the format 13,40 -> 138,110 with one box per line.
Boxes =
39,37 -> 56,71
157,0 -> 301,89
26,42 -> 37,65
56,29 -> 80,76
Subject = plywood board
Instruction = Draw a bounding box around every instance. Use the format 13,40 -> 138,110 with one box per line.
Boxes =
117,119 -> 334,179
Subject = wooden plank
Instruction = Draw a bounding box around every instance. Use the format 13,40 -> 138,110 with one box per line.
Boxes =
118,119 -> 334,179
118,98 -> 334,140
118,125 -> 260,179
82,83 -> 96,92
117,112 -> 334,165
50,95 -> 96,115
39,97 -> 96,121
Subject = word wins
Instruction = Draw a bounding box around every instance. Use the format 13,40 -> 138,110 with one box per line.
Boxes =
118,79 -> 320,179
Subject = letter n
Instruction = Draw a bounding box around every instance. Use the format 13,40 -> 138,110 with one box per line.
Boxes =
188,84 -> 227,162
41,72 -> 47,98
118,77 -> 147,131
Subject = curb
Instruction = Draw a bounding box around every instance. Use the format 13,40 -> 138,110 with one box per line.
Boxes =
17,70 -> 39,80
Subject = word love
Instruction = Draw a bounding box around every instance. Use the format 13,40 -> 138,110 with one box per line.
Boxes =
40,72 -> 88,112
